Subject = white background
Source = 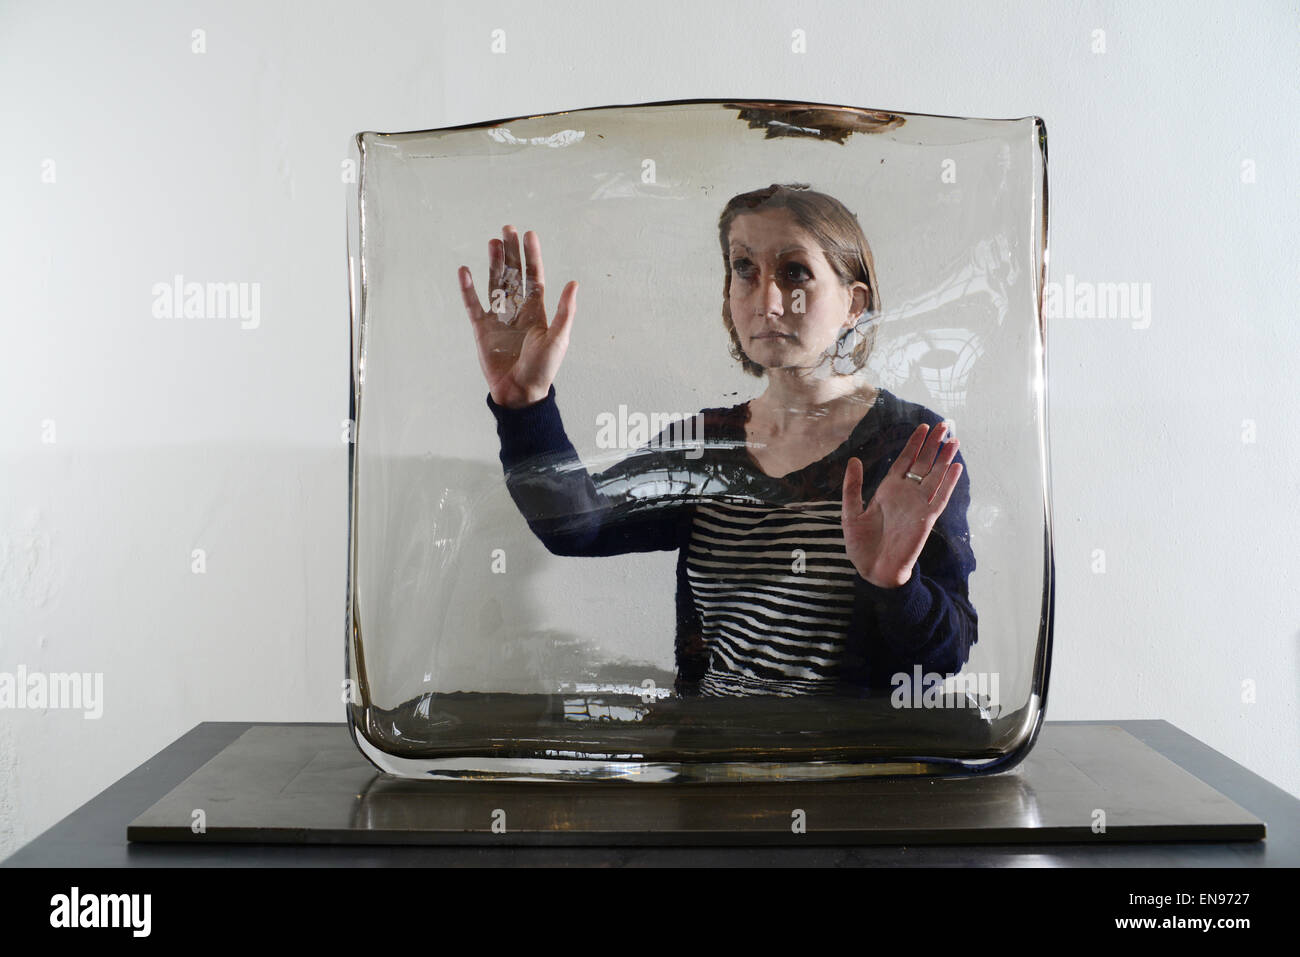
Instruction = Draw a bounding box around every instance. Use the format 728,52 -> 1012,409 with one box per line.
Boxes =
1,0 -> 1296,857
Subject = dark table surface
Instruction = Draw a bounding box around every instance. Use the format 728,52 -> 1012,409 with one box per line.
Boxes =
3,719 -> 1297,866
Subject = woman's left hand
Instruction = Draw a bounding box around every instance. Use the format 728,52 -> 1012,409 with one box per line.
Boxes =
841,422 -> 963,588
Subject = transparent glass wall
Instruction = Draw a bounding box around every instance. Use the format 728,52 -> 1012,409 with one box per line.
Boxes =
344,100 -> 1052,781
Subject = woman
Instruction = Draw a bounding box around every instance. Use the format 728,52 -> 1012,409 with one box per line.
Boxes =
457,184 -> 977,697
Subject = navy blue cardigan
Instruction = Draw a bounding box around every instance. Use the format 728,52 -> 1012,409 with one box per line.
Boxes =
486,384 -> 978,695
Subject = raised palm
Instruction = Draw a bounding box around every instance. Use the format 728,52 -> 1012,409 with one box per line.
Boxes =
841,421 -> 963,588
458,225 -> 578,409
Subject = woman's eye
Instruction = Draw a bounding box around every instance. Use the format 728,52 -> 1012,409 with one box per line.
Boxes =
731,261 -> 810,283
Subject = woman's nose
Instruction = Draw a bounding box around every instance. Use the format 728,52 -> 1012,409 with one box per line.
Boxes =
761,275 -> 785,315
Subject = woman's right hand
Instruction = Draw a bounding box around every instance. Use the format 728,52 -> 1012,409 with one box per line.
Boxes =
459,225 -> 578,410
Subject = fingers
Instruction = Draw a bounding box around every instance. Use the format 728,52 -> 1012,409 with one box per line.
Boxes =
467,237 -> 504,323
489,237 -> 503,294
841,455 -> 864,519
503,225 -> 521,277
523,229 -> 545,302
914,424 -> 960,505
930,461 -> 962,515
479,227 -> 570,340
457,266 -> 485,321
549,280 -> 578,343
894,422 -> 962,507
490,227 -> 545,323
889,424 -> 932,483
485,226 -> 524,322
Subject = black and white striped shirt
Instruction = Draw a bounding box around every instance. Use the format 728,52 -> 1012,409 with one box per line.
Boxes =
686,499 -> 857,696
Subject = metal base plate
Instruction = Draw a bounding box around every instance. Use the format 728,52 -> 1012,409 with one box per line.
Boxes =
127,724 -> 1265,845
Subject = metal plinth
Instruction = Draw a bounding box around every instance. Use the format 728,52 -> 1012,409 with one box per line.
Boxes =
126,724 -> 1265,845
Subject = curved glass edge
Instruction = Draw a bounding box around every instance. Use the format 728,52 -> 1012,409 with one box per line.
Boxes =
344,130 -> 368,733
966,115 -> 1054,783
987,115 -> 1055,781
346,700 -> 1042,784
342,102 -> 1055,782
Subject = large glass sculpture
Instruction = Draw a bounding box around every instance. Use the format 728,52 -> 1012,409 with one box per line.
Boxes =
344,100 -> 1053,781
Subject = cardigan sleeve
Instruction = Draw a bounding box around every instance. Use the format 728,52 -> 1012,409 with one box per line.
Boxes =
851,435 -> 979,684
485,384 -> 692,557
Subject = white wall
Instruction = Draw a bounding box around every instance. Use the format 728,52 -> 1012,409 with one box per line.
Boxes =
1,0 -> 1296,857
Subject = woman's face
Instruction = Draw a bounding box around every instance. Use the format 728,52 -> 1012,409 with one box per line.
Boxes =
726,208 -> 869,375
